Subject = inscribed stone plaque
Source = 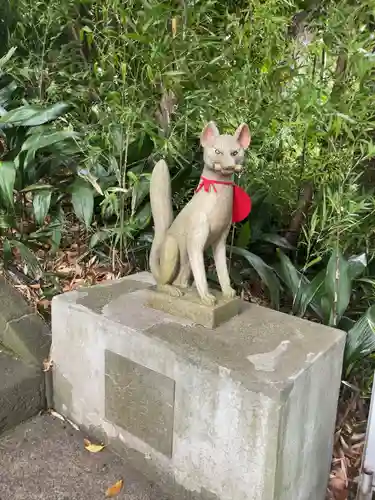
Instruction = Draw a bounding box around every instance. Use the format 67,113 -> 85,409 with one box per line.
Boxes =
105,350 -> 175,457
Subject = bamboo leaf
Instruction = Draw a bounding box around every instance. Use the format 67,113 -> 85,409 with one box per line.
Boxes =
0,161 -> 15,207
344,305 -> 375,375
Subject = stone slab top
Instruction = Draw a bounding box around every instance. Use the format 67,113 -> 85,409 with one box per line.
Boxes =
54,271 -> 345,399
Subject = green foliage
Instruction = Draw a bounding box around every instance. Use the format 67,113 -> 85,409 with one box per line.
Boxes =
70,178 -> 94,229
6,0 -> 375,218
0,51 -> 89,274
276,248 -> 375,375
1,0 -> 375,375
345,305 -> 375,377
229,245 -> 281,309
276,249 -> 367,324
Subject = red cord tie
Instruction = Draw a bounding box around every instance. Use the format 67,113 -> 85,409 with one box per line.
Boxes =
195,176 -> 252,223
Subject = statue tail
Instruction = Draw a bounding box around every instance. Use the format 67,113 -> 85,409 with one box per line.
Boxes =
149,159 -> 174,282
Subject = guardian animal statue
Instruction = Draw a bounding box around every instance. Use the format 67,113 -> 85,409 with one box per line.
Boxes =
149,121 -> 251,306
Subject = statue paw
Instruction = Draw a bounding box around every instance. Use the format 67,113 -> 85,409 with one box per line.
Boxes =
157,284 -> 183,297
201,292 -> 217,306
222,287 -> 236,299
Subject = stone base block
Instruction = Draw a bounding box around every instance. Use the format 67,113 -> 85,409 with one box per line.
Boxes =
0,351 -> 44,434
51,272 -> 346,500
0,277 -> 51,366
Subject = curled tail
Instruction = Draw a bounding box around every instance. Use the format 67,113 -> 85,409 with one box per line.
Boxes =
149,159 -> 174,281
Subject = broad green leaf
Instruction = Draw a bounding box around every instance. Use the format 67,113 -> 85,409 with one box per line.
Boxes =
298,269 -> 325,318
33,189 -> 52,225
0,161 -> 15,207
0,81 -> 17,107
21,130 -> 79,168
325,249 -> 351,327
21,130 -> 78,153
0,107 -> 43,125
10,240 -> 43,279
71,179 -> 94,229
344,305 -> 375,376
50,209 -> 64,253
230,246 -> 280,308
347,253 -> 367,280
320,295 -> 332,325
276,250 -> 301,307
0,102 -> 69,127
276,250 -> 324,318
133,202 -> 151,230
235,221 -> 251,248
261,233 -> 294,249
130,175 -> 150,215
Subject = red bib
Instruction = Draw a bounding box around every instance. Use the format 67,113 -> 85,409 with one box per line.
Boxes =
195,176 -> 252,223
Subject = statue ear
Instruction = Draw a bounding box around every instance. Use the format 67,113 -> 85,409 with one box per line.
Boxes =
234,123 -> 251,149
200,121 -> 219,147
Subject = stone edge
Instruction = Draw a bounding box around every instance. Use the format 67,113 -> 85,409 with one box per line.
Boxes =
0,350 -> 45,435
0,276 -> 51,366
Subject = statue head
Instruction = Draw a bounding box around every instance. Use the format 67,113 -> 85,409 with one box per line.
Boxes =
200,121 -> 251,176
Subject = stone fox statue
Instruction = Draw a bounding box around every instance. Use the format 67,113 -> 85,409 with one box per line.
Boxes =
149,121 -> 251,306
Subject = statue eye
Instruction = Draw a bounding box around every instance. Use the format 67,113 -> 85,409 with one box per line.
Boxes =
231,150 -> 238,156
215,149 -> 222,155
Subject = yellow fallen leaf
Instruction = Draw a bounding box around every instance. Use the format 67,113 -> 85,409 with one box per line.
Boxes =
83,438 -> 105,453
105,479 -> 124,497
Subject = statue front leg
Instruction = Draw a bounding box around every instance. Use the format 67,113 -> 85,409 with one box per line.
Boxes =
187,219 -> 216,306
212,224 -> 236,299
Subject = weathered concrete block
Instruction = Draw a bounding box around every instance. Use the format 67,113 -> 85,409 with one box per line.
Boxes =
51,272 -> 345,500
0,351 -> 44,433
0,277 -> 51,365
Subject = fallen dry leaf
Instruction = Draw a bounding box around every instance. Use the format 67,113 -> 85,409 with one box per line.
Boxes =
49,410 -> 65,422
66,418 -> 80,431
42,357 -> 53,372
29,283 -> 41,289
83,438 -> 105,453
105,479 -> 124,497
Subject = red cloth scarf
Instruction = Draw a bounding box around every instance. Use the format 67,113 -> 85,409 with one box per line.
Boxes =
196,176 -> 252,223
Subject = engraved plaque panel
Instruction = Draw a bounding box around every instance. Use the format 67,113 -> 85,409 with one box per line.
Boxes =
105,350 -> 175,457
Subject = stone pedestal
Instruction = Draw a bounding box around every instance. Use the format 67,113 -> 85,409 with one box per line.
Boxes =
51,272 -> 345,500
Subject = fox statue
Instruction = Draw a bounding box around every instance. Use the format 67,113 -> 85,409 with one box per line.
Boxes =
149,121 -> 251,306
